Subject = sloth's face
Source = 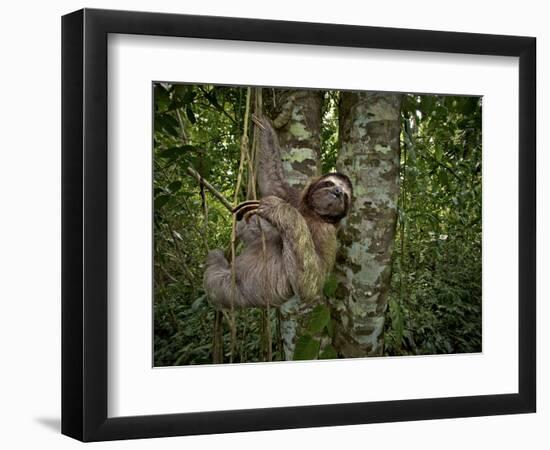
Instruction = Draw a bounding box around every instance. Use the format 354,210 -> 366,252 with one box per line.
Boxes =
308,174 -> 353,223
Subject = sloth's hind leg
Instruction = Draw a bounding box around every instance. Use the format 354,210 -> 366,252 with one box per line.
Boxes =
203,249 -> 230,307
203,249 -> 246,308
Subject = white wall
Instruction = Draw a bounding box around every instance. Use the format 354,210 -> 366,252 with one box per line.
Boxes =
0,1 -> 546,448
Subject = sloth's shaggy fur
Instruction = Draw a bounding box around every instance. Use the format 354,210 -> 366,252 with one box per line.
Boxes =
204,115 -> 352,308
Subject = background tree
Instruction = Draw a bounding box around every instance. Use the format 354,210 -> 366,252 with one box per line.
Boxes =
263,88 -> 323,359
330,92 -> 402,357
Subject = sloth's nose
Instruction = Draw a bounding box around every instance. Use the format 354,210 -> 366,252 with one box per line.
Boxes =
332,186 -> 343,198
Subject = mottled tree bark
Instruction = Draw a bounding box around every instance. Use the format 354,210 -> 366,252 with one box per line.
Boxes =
331,92 -> 402,357
268,89 -> 322,189
264,89 -> 323,359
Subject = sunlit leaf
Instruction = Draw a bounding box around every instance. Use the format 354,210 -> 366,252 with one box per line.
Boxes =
319,345 -> 338,360
307,304 -> 331,335
293,335 -> 320,361
323,274 -> 338,297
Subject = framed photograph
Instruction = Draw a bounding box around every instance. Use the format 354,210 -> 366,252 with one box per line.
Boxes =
61,8 -> 536,442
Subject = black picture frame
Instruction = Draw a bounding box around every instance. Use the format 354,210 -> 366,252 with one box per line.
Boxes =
61,8 -> 536,442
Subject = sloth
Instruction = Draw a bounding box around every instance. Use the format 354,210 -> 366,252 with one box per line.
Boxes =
204,115 -> 352,308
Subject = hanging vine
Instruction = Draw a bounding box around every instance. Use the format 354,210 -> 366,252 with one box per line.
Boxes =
250,89 -> 272,362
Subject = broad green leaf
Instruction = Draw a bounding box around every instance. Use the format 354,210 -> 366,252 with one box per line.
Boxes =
307,304 -> 331,335
293,335 -> 320,361
323,274 -> 338,297
190,156 -> 212,178
434,146 -> 443,161
319,345 -> 338,360
154,84 -> 170,112
183,89 -> 197,104
173,84 -> 188,99
168,181 -> 182,193
154,194 -> 171,210
155,114 -> 179,137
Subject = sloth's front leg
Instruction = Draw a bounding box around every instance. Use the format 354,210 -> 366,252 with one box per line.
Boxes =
235,195 -> 303,230
233,196 -> 286,225
234,196 -> 323,302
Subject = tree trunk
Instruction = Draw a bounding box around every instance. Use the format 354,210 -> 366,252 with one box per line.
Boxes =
331,92 -> 402,357
265,89 -> 323,360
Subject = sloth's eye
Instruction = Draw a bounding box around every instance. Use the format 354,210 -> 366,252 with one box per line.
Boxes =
321,180 -> 334,188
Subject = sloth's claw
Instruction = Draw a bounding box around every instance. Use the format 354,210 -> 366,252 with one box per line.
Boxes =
232,200 -> 260,213
233,200 -> 260,221
243,210 -> 258,223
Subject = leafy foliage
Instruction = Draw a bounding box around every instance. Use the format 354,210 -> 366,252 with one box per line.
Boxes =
293,335 -> 321,360
384,95 -> 482,355
153,84 -> 482,366
153,83 -> 281,365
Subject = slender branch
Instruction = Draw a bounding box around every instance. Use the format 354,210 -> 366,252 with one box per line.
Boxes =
176,100 -> 233,213
200,182 -> 210,252
422,152 -> 463,181
185,166 -> 233,212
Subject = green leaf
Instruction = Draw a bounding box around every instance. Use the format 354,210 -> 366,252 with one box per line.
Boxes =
186,106 -> 196,124
190,156 -> 212,178
319,345 -> 338,360
158,147 -> 181,160
155,114 -> 179,137
173,84 -> 187,99
171,85 -> 197,108
183,89 -> 197,105
438,167 -> 449,186
158,145 -> 196,160
154,194 -> 171,210
307,304 -> 331,335
323,274 -> 338,297
293,335 -> 320,361
204,90 -> 221,109
168,181 -> 182,193
434,146 -> 443,161
154,84 -> 170,112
